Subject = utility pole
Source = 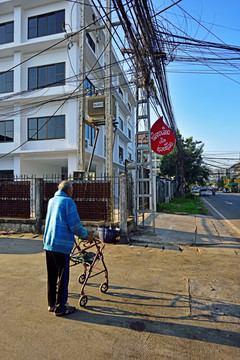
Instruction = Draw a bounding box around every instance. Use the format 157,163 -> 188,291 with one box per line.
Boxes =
77,0 -> 86,171
105,0 -> 113,220
105,0 -> 112,177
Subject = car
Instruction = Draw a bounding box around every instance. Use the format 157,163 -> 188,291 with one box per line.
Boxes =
199,188 -> 212,196
192,187 -> 200,194
223,188 -> 231,193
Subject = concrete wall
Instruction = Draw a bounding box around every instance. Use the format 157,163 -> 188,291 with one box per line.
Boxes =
0,218 -> 136,237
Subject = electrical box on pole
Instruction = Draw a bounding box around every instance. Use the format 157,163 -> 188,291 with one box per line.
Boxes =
87,95 -> 105,118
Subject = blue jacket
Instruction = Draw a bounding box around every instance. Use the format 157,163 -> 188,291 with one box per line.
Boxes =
43,190 -> 88,254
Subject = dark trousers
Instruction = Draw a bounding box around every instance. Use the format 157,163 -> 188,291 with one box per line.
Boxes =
45,250 -> 70,313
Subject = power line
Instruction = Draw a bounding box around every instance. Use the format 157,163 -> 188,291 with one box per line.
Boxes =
0,61 -> 136,120
2,4 -> 117,76
0,17 -> 117,159
165,9 -> 240,34
112,0 -> 178,131
0,57 -> 134,103
157,16 -> 240,85
175,1 -> 240,58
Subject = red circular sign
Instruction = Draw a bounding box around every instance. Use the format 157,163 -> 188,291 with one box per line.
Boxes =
151,117 -> 176,155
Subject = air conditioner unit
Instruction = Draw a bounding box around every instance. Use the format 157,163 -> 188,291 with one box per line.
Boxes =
85,139 -> 89,148
73,171 -> 96,181
73,171 -> 85,181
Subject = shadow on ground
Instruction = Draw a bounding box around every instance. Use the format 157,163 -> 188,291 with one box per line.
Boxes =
0,237 -> 43,254
67,283 -> 240,348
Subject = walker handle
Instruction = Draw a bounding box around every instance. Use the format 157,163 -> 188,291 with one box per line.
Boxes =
93,237 -> 105,251
75,237 -> 105,251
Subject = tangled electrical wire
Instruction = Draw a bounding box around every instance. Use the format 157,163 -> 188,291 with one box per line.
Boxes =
1,0 -> 240,163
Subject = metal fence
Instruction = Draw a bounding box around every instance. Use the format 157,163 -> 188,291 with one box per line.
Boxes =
42,175 -> 114,221
0,175 -> 35,218
156,176 -> 176,204
0,174 -> 125,222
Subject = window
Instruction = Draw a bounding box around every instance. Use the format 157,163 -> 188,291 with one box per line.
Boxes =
0,170 -> 14,180
85,77 -> 95,96
0,71 -> 13,93
28,63 -> 65,89
85,124 -> 95,146
85,78 -> 95,145
0,120 -> 13,142
0,21 -> 14,45
86,33 -> 95,53
119,117 -> 123,131
119,146 -> 124,163
28,10 -> 65,39
118,87 -> 123,98
28,115 -> 65,140
128,152 -> 132,161
128,128 -> 131,140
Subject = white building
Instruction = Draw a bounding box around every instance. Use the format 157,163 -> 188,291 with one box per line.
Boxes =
0,0 -> 135,178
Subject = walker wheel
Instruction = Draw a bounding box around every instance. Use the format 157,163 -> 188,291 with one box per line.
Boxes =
78,274 -> 86,284
100,282 -> 108,293
79,295 -> 88,307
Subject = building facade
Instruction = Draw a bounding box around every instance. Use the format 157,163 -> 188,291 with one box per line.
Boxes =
0,0 -> 135,178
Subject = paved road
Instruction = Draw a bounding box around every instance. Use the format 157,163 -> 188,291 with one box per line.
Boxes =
201,192 -> 240,237
1,213 -> 240,360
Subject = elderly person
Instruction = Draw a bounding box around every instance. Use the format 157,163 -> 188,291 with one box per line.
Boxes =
43,180 -> 92,316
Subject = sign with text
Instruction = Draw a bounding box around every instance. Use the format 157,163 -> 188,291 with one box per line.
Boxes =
151,117 -> 176,155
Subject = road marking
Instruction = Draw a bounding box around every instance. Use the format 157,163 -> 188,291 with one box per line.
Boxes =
225,201 -> 233,205
202,198 -> 240,236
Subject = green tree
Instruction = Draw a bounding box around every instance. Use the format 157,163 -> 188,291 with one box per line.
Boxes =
159,133 -> 210,190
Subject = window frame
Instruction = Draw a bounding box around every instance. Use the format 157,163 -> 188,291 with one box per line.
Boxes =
86,32 -> 96,53
118,87 -> 123,98
119,117 -> 123,131
85,77 -> 95,96
28,10 -> 65,39
85,124 -> 95,146
0,170 -> 14,180
119,146 -> 124,163
0,21 -> 14,45
28,63 -> 65,90
28,115 -> 65,141
85,77 -> 96,145
0,71 -> 14,93
0,120 -> 14,142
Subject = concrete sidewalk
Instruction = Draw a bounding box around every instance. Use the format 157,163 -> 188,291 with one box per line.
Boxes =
130,212 -> 240,249
0,213 -> 240,360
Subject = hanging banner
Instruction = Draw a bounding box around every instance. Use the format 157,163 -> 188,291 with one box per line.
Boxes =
151,117 -> 176,155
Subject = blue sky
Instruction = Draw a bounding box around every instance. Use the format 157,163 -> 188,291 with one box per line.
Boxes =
151,0 -> 240,161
